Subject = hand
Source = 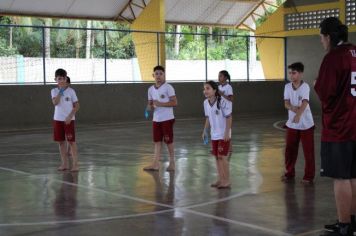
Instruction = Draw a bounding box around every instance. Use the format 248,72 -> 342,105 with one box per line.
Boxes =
292,114 -> 301,123
202,130 -> 209,145
291,106 -> 299,113
65,117 -> 71,125
223,132 -> 230,142
59,88 -> 65,96
146,104 -> 153,111
153,100 -> 161,108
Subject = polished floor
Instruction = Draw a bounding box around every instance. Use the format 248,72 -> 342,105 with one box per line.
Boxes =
0,115 -> 337,236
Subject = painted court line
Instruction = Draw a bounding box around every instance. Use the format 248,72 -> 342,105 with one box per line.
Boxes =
273,120 -> 287,131
0,166 -> 291,236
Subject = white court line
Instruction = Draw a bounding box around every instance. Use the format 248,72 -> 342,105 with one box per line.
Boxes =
0,209 -> 174,227
273,120 -> 287,131
0,166 -> 291,236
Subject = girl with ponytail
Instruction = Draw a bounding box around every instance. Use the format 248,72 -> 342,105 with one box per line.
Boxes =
202,80 -> 233,189
218,70 -> 233,102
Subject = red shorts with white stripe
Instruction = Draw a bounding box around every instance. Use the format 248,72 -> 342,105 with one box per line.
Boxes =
153,119 -> 175,144
53,120 -> 76,142
211,140 -> 230,158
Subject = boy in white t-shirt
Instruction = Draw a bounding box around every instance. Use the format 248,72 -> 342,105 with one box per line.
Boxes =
202,81 -> 232,189
143,66 -> 177,172
282,62 -> 315,184
51,69 -> 80,172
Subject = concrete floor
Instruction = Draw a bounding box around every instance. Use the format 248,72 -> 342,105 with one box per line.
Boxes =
0,115 -> 337,236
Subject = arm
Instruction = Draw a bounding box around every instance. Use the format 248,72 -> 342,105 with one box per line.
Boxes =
65,102 -> 80,124
224,116 -> 232,141
153,96 -> 178,107
52,94 -> 61,106
284,100 -> 298,113
202,117 -> 210,140
293,100 -> 308,123
221,94 -> 233,102
146,100 -> 154,111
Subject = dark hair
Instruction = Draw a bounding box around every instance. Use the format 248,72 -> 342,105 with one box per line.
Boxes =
55,68 -> 67,77
66,76 -> 71,84
219,70 -> 231,84
320,17 -> 348,48
153,65 -> 165,72
205,80 -> 221,110
288,62 -> 304,72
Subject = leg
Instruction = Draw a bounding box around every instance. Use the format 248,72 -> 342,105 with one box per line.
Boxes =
69,142 -> 79,172
352,179 -> 356,217
218,155 -> 231,188
58,141 -> 69,171
211,158 -> 221,187
300,127 -> 315,182
166,143 -> 175,171
283,128 -> 300,180
163,119 -> 175,172
334,179 -> 352,223
144,142 -> 162,171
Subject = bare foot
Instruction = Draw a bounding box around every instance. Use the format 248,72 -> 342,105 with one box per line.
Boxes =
166,164 -> 175,172
210,181 -> 221,188
301,179 -> 313,185
57,165 -> 69,171
143,165 -> 159,171
70,165 -> 79,172
281,175 -> 294,183
217,183 -> 231,189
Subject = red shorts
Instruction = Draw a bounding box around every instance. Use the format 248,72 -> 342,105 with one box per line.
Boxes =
211,140 -> 231,158
153,119 -> 175,144
53,120 -> 76,142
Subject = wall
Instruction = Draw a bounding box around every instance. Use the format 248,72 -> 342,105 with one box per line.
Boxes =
0,81 -> 285,130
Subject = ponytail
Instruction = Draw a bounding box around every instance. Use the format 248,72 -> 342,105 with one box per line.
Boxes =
219,70 -> 231,84
206,80 -> 221,109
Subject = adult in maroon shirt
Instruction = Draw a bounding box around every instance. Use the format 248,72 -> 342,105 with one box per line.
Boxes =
315,17 -> 356,236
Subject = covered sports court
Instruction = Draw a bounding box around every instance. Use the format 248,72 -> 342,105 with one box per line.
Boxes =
0,0 -> 353,235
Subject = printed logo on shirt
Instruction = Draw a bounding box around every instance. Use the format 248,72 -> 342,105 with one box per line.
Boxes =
298,96 -> 302,101
65,97 -> 70,102
350,50 -> 356,57
215,110 -> 219,115
160,94 -> 165,99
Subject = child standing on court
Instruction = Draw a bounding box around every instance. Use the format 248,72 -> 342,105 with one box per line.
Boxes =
51,69 -> 80,172
202,81 -> 232,189
218,70 -> 233,155
218,70 -> 233,102
144,65 -> 177,172
282,62 -> 315,184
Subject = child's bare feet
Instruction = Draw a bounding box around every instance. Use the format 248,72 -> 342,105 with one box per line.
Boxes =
166,163 -> 175,172
217,182 -> 231,189
70,165 -> 79,172
143,165 -> 159,171
210,181 -> 220,188
57,165 -> 69,171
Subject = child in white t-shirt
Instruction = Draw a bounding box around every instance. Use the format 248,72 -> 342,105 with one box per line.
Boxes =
51,69 -> 80,172
218,70 -> 233,156
143,66 -> 177,172
202,81 -> 232,189
218,70 -> 233,102
282,62 -> 315,184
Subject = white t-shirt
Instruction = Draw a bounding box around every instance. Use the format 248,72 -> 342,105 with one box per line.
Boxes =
284,82 -> 314,130
204,97 -> 232,140
218,83 -> 233,97
148,83 -> 176,122
51,87 -> 79,121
